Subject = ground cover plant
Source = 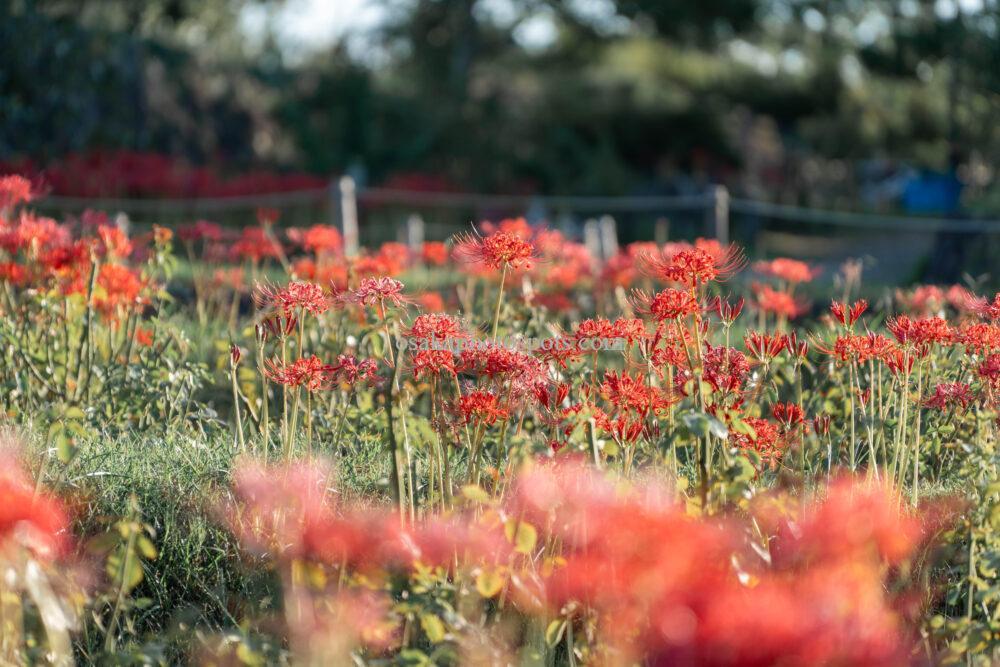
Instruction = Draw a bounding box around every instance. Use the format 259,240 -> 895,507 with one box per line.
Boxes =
0,172 -> 998,665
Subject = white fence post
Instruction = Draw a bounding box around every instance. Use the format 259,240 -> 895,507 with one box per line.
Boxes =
654,217 -> 670,245
406,213 -> 425,251
706,185 -> 730,246
599,215 -> 619,259
583,218 -> 601,259
336,176 -> 360,257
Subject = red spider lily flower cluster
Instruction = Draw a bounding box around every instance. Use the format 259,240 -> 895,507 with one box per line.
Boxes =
639,287 -> 701,321
753,257 -> 821,284
459,390 -> 509,425
707,295 -> 744,324
420,241 -> 449,266
231,227 -> 282,262
254,280 -> 330,316
744,330 -> 789,362
643,243 -> 746,286
830,298 -> 868,327
453,230 -> 536,272
265,355 -> 335,391
349,276 -> 408,309
923,382 -> 974,411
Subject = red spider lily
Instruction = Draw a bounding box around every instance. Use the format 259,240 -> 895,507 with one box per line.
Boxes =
135,327 -> 154,346
327,354 -> 379,386
787,331 -> 809,359
534,382 -> 570,410
966,292 -> 1000,320
600,251 -> 638,288
634,287 -> 700,321
958,322 -> 1000,353
349,277 -> 408,309
830,298 -> 868,327
479,216 -> 533,239
412,349 -> 460,379
596,411 -> 648,443
642,244 -> 746,286
771,402 -> 806,430
287,224 -> 343,255
459,390 -> 509,425
1,212 -> 70,254
256,207 -> 280,226
453,230 -> 535,271
751,282 -> 810,319
265,355 -> 333,391
699,343 -> 750,395
230,343 -> 242,366
406,313 -> 467,342
94,224 -> 132,260
886,315 -> 953,347
978,353 -> 1000,389
257,313 -> 298,342
707,295 -> 744,325
730,417 -> 786,467
753,257 -> 821,284
0,450 -> 70,559
945,284 -> 973,311
253,280 -> 330,316
0,174 -> 35,211
815,333 -> 893,364
924,382 -> 974,411
212,267 -> 245,291
94,264 -> 148,317
744,330 -> 789,362
0,261 -> 28,286
420,241 -> 449,266
414,291 -> 445,312
895,285 -> 945,315
599,371 -> 671,414
231,227 -> 282,261
812,413 -> 832,436
177,219 -> 223,243
883,347 -> 915,376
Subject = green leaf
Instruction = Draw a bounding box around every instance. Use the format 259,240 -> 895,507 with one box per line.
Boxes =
461,485 -> 491,504
545,619 -> 567,647
505,520 -> 538,555
419,613 -> 447,643
475,568 -> 505,598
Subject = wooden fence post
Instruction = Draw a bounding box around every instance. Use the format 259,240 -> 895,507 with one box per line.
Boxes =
705,185 -> 730,246
406,213 -> 425,251
599,215 -> 619,259
654,217 -> 670,245
336,176 -> 360,257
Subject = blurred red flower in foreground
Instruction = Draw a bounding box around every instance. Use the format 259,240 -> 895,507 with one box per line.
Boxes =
0,450 -> 70,560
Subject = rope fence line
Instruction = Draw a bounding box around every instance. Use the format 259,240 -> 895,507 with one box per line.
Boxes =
32,179 -> 1000,239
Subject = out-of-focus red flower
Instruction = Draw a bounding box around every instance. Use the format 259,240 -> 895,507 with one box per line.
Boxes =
135,327 -> 154,346
752,283 -> 809,319
0,450 -> 70,559
414,291 -> 445,312
287,224 -> 343,255
177,220 -> 223,243
966,292 -> 1000,321
420,241 -> 449,266
754,257 -> 821,284
0,174 -> 35,210
231,227 -> 282,262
